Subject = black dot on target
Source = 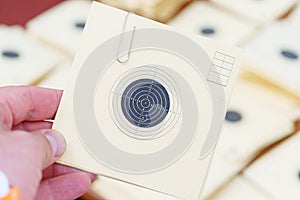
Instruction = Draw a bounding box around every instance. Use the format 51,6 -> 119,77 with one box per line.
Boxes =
200,27 -> 216,36
225,110 -> 242,122
75,21 -> 86,30
280,49 -> 298,60
121,79 -> 170,128
2,50 -> 20,59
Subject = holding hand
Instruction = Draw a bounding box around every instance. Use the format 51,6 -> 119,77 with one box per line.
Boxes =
0,86 -> 95,200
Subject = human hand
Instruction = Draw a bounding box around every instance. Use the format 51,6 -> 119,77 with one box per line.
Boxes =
0,86 -> 96,200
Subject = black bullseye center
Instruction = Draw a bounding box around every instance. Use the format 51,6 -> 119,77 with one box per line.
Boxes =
121,79 -> 170,128
142,99 -> 150,107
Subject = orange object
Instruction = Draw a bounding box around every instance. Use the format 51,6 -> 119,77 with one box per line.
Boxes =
1,187 -> 20,200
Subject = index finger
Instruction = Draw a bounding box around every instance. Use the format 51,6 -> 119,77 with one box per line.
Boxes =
0,86 -> 62,129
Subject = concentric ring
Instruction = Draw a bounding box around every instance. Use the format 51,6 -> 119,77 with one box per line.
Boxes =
121,79 -> 170,128
110,66 -> 181,140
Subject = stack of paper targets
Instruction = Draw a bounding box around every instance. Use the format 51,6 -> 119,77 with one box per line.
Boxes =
98,0 -> 192,22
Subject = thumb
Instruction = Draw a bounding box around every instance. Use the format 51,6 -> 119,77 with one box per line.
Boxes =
0,129 -> 66,200
30,129 -> 66,169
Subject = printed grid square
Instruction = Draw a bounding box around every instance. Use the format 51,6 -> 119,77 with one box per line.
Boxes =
210,65 -> 222,73
223,62 -> 234,70
207,71 -> 220,82
217,74 -> 229,86
215,52 -> 226,60
213,59 -> 224,67
224,55 -> 235,64
220,68 -> 231,77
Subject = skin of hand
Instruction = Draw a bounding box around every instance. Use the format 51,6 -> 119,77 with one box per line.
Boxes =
0,86 -> 96,200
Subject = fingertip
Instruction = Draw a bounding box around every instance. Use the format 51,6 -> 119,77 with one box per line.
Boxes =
88,173 -> 97,182
64,172 -> 93,197
44,130 -> 66,158
76,172 -> 94,188
37,172 -> 93,200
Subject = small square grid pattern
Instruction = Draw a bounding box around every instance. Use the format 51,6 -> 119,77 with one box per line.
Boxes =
207,52 -> 235,87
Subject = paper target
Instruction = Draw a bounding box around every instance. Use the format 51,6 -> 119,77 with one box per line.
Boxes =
52,4 -> 240,199
73,28 -> 226,173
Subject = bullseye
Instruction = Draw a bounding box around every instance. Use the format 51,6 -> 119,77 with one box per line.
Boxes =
121,79 -> 170,128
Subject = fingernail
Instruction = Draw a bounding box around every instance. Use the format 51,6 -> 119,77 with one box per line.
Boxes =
45,130 -> 66,157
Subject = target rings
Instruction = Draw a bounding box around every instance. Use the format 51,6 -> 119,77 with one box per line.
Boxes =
110,66 -> 181,140
121,79 -> 170,128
